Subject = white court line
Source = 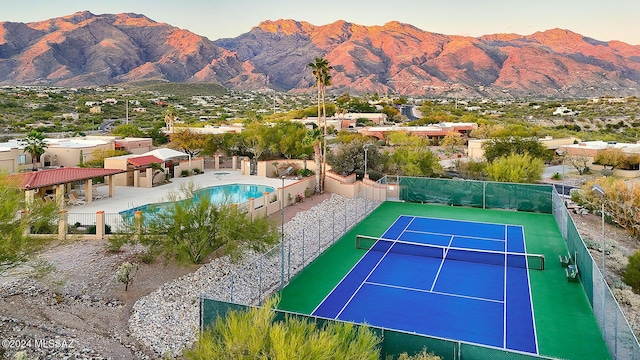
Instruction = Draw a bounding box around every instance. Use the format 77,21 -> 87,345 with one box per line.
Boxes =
430,235 -> 454,291
403,229 -> 506,243
366,281 -> 504,304
518,225 -> 540,354
333,217 -> 416,319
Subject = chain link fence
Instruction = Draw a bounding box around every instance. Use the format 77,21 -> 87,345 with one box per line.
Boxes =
552,188 -> 640,359
202,187 -> 383,305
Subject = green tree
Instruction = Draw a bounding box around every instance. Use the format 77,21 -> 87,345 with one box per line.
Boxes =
485,153 -> 544,183
242,122 -> 277,160
169,129 -> 210,158
185,297 -> 381,360
0,174 -> 58,272
136,184 -> 279,264
482,137 -> 549,163
308,57 -> 332,193
23,130 -> 47,171
441,131 -> 466,156
327,140 -> 383,177
272,121 -> 310,159
146,126 -> 168,147
111,123 -> 144,138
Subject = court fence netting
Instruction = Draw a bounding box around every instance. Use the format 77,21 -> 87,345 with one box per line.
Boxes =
200,176 -> 640,359
355,234 -> 545,271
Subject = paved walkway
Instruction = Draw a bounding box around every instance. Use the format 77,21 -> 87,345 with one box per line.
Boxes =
67,170 -> 297,214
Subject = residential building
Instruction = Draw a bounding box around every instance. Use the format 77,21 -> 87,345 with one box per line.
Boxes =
467,136 -> 578,160
359,123 -> 477,142
558,140 -> 640,177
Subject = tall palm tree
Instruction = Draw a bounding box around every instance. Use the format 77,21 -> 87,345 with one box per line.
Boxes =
164,105 -> 178,133
307,57 -> 332,193
23,130 -> 47,171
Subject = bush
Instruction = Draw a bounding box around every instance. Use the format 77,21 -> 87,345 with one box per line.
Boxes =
551,172 -> 562,180
181,169 -> 191,177
395,348 -> 442,360
367,170 -> 384,181
622,250 -> 640,293
184,297 -> 382,359
116,262 -> 139,291
304,187 -> 314,198
192,168 -> 202,175
297,168 -> 313,178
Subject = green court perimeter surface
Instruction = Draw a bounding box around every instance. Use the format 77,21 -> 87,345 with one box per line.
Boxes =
277,202 -> 610,360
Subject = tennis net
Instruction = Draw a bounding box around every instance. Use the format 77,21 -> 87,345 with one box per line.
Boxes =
356,235 -> 545,270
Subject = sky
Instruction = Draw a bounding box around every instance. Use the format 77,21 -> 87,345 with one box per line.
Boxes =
3,0 -> 640,45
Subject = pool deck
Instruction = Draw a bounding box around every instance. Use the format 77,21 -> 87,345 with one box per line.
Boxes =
67,170 -> 297,214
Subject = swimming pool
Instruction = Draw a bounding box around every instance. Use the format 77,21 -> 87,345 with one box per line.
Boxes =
119,183 -> 276,217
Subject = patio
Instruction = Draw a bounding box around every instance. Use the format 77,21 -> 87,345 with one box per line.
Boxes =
66,170 -> 298,214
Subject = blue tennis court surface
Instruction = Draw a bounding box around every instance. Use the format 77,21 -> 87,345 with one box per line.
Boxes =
312,215 -> 539,354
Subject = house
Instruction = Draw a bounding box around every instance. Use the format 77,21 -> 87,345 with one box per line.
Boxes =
359,123 -> 478,142
557,140 -> 640,178
0,136 -> 155,174
104,148 -> 201,188
467,136 -> 578,161
553,106 -> 579,116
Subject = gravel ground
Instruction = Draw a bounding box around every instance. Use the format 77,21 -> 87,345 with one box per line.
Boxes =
0,192 -> 335,359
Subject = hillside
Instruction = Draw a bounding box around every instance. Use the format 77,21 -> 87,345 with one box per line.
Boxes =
1,12 -> 640,97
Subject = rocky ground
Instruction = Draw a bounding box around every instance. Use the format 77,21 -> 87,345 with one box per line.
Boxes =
0,192 -> 332,360
1,186 -> 639,359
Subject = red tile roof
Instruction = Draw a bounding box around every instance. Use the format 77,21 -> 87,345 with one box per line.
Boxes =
127,155 -> 163,167
11,168 -> 124,190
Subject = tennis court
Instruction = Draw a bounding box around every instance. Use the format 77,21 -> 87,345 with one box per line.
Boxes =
311,215 -> 539,354
277,201 -> 610,359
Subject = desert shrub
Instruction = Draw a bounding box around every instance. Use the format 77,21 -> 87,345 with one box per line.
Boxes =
304,187 -> 314,198
116,262 -> 139,291
551,172 -> 562,180
394,348 -> 442,360
130,185 -> 279,264
367,170 -> 384,181
181,169 -> 191,177
192,168 -> 202,174
185,297 -> 381,359
622,250 -> 640,293
297,168 -> 313,178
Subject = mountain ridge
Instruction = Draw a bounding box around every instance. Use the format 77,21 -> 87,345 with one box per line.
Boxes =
1,12 -> 639,97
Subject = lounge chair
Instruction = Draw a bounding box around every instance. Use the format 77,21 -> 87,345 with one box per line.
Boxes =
67,192 -> 86,206
92,190 -> 106,200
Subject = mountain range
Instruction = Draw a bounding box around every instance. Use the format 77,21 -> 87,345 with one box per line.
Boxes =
1,11 -> 640,98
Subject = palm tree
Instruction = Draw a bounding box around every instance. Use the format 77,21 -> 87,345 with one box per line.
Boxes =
164,105 -> 178,133
307,57 -> 332,193
303,129 -> 323,193
23,130 -> 47,171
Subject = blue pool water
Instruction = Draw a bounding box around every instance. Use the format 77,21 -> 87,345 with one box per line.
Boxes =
119,183 -> 275,217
